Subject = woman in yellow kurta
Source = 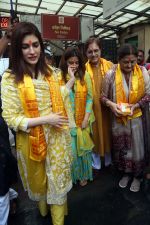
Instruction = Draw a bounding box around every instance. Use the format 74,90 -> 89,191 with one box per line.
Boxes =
85,37 -> 113,169
1,22 -> 75,225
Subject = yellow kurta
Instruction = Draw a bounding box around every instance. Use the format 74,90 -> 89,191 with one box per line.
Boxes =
1,69 -> 74,205
86,58 -> 113,156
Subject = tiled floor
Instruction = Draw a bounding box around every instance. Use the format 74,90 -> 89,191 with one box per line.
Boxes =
8,166 -> 150,225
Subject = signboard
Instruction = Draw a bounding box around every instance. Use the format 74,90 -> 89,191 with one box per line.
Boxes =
41,14 -> 80,40
103,0 -> 136,19
0,17 -> 10,29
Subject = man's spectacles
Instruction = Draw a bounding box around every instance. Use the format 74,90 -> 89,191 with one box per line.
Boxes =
87,49 -> 100,55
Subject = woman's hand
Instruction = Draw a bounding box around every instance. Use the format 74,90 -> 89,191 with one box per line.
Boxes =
65,66 -> 76,90
81,119 -> 88,129
129,103 -> 139,116
46,112 -> 69,128
107,101 -> 123,117
81,112 -> 90,129
68,66 -> 75,79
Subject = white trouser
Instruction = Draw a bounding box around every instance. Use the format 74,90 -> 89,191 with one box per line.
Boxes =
9,188 -> 18,200
0,189 -> 18,225
0,191 -> 9,225
92,152 -> 112,169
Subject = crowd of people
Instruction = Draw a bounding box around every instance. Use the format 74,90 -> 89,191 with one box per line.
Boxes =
0,21 -> 150,225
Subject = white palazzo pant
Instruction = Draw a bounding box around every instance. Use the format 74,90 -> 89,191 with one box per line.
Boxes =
0,189 -> 18,225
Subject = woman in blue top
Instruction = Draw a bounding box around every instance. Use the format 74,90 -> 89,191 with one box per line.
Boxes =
59,47 -> 95,186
